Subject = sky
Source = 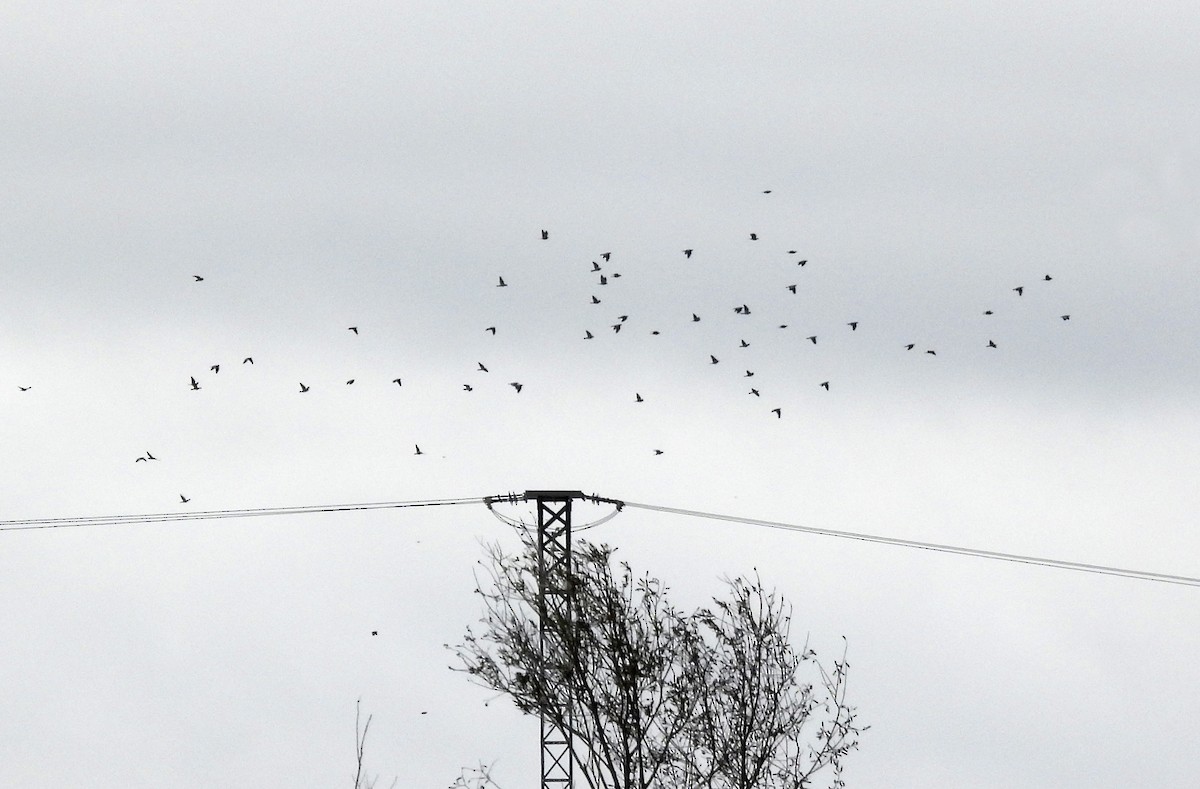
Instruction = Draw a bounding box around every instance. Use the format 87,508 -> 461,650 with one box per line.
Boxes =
2,2 -> 1199,787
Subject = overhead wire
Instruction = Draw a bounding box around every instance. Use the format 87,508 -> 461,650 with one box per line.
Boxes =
619,500 -> 1200,589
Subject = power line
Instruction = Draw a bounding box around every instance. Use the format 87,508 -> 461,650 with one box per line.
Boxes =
620,500 -> 1200,588
0,496 -> 486,532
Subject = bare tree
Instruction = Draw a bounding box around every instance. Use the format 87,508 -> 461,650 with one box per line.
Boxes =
450,537 -> 865,789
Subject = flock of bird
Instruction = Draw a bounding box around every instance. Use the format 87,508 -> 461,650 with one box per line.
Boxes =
10,191 -> 1072,505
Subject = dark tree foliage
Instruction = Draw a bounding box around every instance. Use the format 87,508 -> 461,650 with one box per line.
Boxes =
450,536 -> 865,789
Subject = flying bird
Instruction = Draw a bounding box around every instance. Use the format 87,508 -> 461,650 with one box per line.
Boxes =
145,452 -> 156,461
692,313 -> 701,322
541,229 -> 549,240
135,457 -> 146,462
414,445 -> 423,455
926,350 -> 937,355
463,384 -> 473,391
348,326 -> 358,334
749,233 -> 758,241
346,379 -> 355,385
393,378 -> 402,386
617,315 -> 628,322
806,336 -> 817,344
797,260 -> 807,266
190,376 -> 200,391
299,383 -> 310,392
18,385 -> 31,391
739,339 -> 750,348
601,252 -> 611,261
1044,274 -> 1053,281
1013,286 -> 1024,296
786,284 -> 797,293
653,449 -> 664,455
243,357 -> 254,364
744,370 -> 755,377
788,249 -> 798,254
710,355 -> 719,364
749,388 -> 760,397
771,408 -> 782,418
987,340 -> 997,348
635,393 -> 643,402
611,323 -> 622,333
591,295 -> 601,304
983,310 -> 993,315
371,631 -> 378,636
847,322 -> 858,330
477,362 -> 489,372
584,330 -> 594,339
683,249 -> 693,258
210,364 -> 219,373
193,275 -> 204,282
1061,314 -> 1070,320
509,382 -> 523,393
486,326 -> 496,334
820,381 -> 830,390
180,494 -> 190,503
591,261 -> 601,272
497,276 -> 508,287
762,189 -> 772,193
905,344 -> 915,350
599,274 -> 608,285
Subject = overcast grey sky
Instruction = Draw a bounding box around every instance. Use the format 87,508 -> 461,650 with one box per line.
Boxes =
2,3 -> 1199,787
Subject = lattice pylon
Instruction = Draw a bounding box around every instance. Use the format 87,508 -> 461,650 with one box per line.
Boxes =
535,494 -> 575,789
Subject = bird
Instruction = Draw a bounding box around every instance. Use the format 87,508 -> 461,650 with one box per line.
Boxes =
653,449 -> 664,455
1044,274 -> 1053,281
243,357 -> 254,364
180,494 -> 190,503
145,451 -> 156,461
371,631 -> 378,636
744,370 -> 755,377
601,252 -> 611,261
987,340 -> 997,348
210,364 -> 220,373
509,382 -> 523,393
541,229 -> 549,240
739,339 -> 750,348
847,321 -> 858,331
778,324 -> 788,329
348,326 -> 358,334
763,189 -> 772,193
771,408 -> 782,418
193,275 -> 204,282
477,362 -> 489,372
786,284 -> 797,294
584,330 -> 594,339
651,330 -> 660,335
797,259 -> 807,267
611,323 -> 621,333
926,350 -> 937,355
635,393 -> 643,402
806,336 -> 817,344
346,379 -> 355,385
1013,286 -> 1024,296
1061,314 -> 1070,320
692,313 -> 701,322
591,261 -> 601,272
749,388 -> 760,397
710,355 -> 719,364
414,445 -> 423,455
819,381 -> 830,390
683,249 -> 693,258
299,383 -> 310,392
486,326 -> 496,334
463,384 -> 473,391
393,378 -> 402,386
497,276 -> 508,287
135,457 -> 146,462
749,233 -> 758,241
788,249 -> 798,254
905,344 -> 915,350
983,310 -> 993,315
617,315 -> 628,322
599,274 -> 608,285
189,376 -> 200,391
591,295 -> 601,304
18,385 -> 31,391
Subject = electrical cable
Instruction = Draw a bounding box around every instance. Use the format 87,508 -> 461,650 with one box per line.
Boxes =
619,500 -> 1200,588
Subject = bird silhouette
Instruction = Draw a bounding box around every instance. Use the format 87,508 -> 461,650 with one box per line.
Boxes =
1061,314 -> 1070,320
744,370 -> 755,377
710,355 -> 719,364
584,330 -> 594,339
635,393 -> 643,402
749,233 -> 758,240
820,381 -> 830,390
243,357 -> 254,364
591,261 -> 601,272
371,631 -> 378,636
18,385 -> 31,391
987,340 -> 997,348
477,363 -> 489,372
601,252 -> 611,261
509,382 -> 523,393
135,457 -> 146,462
393,378 -> 402,386
611,323 -> 621,333
771,408 -> 782,418
926,350 -> 937,355
788,249 -> 798,254
346,379 -> 355,385
983,310 -> 993,315
1044,274 -> 1053,281
193,275 -> 204,282
210,364 -> 220,373
599,275 -> 608,285
847,322 -> 858,330
486,326 -> 496,334
653,449 -> 664,455
749,388 -> 760,397
1013,286 -> 1024,296
348,326 -> 358,334
683,249 -> 693,258
797,260 -> 807,266
541,229 -> 549,240
739,339 -> 750,348
497,276 -> 507,287
617,315 -> 628,322
786,284 -> 797,293
463,384 -> 473,391
146,451 -> 156,461
905,344 -> 915,350
692,313 -> 701,322
763,189 -> 772,194
806,336 -> 817,344
299,383 -> 310,392
190,376 -> 200,391
414,445 -> 423,455
180,495 -> 190,503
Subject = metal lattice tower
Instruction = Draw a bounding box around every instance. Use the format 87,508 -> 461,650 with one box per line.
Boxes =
530,490 -> 579,789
